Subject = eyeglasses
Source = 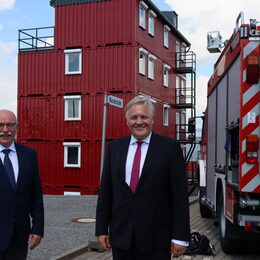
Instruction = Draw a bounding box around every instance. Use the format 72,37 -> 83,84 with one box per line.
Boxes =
0,123 -> 17,130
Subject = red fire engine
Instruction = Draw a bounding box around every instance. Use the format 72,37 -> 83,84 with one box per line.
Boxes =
197,12 -> 260,253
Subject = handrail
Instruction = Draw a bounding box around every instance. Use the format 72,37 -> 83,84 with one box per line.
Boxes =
235,12 -> 244,32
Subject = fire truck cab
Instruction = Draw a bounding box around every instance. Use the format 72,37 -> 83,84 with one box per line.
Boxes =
197,12 -> 260,253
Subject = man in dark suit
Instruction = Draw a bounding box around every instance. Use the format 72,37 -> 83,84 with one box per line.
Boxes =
96,96 -> 190,260
0,109 -> 44,260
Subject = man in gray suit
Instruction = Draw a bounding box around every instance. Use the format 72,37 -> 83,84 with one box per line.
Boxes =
96,96 -> 190,260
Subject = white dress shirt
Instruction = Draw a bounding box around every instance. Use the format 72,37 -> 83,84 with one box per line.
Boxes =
0,142 -> 19,183
125,133 -> 189,247
125,133 -> 151,185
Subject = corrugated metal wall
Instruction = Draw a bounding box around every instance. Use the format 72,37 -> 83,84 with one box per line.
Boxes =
54,0 -> 136,49
20,140 -> 102,194
18,93 -> 175,141
18,45 -> 136,96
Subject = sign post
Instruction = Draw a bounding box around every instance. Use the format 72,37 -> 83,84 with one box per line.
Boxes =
100,94 -> 123,183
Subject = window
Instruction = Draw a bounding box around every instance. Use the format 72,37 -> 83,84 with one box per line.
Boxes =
164,25 -> 171,48
148,54 -> 156,80
139,1 -> 148,29
176,41 -> 180,68
148,10 -> 156,36
181,111 -> 186,129
139,48 -> 148,75
176,76 -> 180,103
64,49 -> 82,74
176,112 -> 180,139
163,105 -> 170,126
64,96 -> 81,121
181,78 -> 186,95
163,64 -> 171,87
63,142 -> 81,167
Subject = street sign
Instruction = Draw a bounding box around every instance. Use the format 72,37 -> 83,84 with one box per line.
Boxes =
107,95 -> 123,108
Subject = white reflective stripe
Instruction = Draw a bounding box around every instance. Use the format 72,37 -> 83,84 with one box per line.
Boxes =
243,69 -> 246,83
242,174 -> 260,192
242,83 -> 259,105
242,139 -> 246,153
242,103 -> 260,129
242,127 -> 260,153
242,162 -> 255,176
243,41 -> 259,58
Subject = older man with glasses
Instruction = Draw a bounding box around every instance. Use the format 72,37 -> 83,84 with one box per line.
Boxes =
0,109 -> 44,260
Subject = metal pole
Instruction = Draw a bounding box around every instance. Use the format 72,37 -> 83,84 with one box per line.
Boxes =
100,93 -> 108,183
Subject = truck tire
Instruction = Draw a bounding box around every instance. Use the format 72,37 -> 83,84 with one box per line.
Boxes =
199,188 -> 212,218
217,191 -> 243,253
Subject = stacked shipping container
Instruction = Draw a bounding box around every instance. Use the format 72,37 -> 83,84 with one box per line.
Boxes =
17,0 -> 191,194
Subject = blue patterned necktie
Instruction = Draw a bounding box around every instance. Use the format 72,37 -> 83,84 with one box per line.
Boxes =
2,149 -> 16,190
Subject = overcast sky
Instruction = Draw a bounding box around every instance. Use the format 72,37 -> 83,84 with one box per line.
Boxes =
0,0 -> 259,119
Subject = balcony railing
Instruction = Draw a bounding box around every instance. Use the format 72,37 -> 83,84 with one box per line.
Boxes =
18,26 -> 54,52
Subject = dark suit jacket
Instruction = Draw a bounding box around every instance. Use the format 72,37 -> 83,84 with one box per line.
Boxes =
96,132 -> 190,251
0,142 -> 44,251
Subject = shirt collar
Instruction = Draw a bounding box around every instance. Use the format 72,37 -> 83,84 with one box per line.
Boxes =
130,132 -> 152,145
0,142 -> 16,153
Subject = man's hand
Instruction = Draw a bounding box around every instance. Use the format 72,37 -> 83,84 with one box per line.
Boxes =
171,242 -> 187,258
97,235 -> 111,251
28,234 -> 42,250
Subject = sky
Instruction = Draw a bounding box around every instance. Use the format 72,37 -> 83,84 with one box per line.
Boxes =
0,0 -> 259,122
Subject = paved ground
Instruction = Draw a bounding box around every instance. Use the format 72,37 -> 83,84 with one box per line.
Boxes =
27,195 -> 260,260
27,195 -> 97,260
70,202 -> 260,260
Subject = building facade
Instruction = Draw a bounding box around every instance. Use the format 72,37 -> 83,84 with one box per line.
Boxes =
17,0 -> 195,195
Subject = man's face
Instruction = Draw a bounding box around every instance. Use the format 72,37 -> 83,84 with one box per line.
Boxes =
0,111 -> 18,148
126,103 -> 154,140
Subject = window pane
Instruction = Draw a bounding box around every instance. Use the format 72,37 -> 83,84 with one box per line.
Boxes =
139,7 -> 145,27
164,30 -> 168,47
68,53 -> 80,72
149,15 -> 154,35
68,147 -> 78,164
139,53 -> 145,75
67,100 -> 79,118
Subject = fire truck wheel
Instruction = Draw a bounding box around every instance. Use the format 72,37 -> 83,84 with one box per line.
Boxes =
218,191 -> 243,253
199,187 -> 212,218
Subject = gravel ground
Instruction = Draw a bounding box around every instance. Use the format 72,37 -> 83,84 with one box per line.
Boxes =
27,195 -> 98,260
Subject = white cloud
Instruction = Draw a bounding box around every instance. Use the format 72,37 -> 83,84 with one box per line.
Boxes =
196,75 -> 208,117
0,0 -> 15,10
0,40 -> 17,113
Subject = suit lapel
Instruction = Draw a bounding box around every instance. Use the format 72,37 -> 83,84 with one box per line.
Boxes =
136,133 -> 160,192
119,137 -> 131,184
0,159 -> 13,188
15,143 -> 25,190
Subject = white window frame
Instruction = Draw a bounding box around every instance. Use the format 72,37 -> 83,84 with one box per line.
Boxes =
139,48 -> 148,75
64,95 -> 82,121
163,64 -> 171,87
148,10 -> 156,36
181,78 -> 186,95
148,54 -> 156,80
164,25 -> 171,48
163,104 -> 170,126
176,76 -> 180,103
64,49 -> 82,75
139,1 -> 148,29
181,111 -> 186,130
63,142 -> 81,167
176,112 -> 180,140
176,41 -> 180,68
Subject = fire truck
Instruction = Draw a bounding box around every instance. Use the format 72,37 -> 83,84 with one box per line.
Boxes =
197,12 -> 260,253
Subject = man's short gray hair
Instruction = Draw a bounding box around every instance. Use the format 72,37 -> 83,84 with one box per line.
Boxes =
125,96 -> 155,118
